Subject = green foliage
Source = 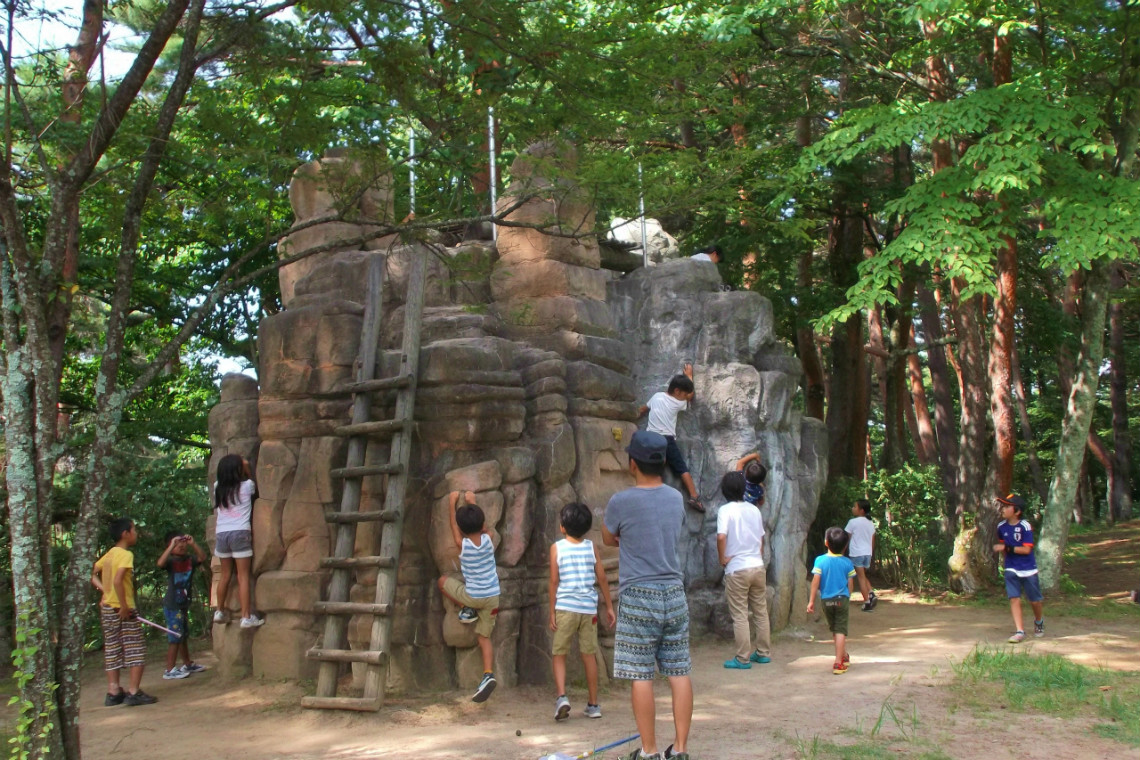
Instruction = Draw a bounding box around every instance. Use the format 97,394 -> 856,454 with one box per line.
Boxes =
952,646 -> 1140,747
6,615 -> 56,760
818,467 -> 949,592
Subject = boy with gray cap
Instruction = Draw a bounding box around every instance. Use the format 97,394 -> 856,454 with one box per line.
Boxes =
603,430 -> 692,760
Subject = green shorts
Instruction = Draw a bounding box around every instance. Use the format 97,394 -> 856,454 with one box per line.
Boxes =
552,610 -> 598,656
822,596 -> 850,636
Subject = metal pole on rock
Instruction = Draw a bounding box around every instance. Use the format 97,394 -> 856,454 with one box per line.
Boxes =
488,106 -> 498,241
638,161 -> 648,267
409,132 -> 416,216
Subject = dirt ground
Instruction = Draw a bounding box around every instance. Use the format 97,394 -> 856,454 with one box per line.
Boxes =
74,522 -> 1140,759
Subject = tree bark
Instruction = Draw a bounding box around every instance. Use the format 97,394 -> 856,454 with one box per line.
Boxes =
917,282 -> 959,507
1109,263 -> 1133,521
907,324 -> 938,466
796,246 -> 826,420
825,192 -> 868,479
1011,344 -> 1049,502
1039,260 -> 1112,590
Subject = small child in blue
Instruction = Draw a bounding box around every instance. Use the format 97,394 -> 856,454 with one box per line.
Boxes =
438,490 -> 501,702
807,527 -> 856,675
156,530 -> 208,680
733,451 -> 768,507
992,493 -> 1044,643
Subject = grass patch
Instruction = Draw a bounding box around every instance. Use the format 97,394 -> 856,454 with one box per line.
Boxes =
926,587 -> 1140,621
779,697 -> 952,760
951,646 -> 1140,746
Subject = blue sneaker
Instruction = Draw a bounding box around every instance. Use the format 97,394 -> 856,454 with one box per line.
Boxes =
458,607 -> 478,624
723,657 -> 751,670
749,652 -> 771,664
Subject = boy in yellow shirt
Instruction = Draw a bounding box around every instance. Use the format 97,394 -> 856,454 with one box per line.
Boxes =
92,518 -> 157,706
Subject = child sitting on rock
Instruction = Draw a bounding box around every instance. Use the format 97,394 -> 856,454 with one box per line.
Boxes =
438,490 -> 501,702
639,363 -> 704,512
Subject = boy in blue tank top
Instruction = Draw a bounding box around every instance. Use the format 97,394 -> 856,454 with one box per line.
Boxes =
548,502 -> 616,722
438,490 -> 501,702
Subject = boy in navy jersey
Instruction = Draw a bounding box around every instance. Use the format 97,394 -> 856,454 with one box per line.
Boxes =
992,494 -> 1044,643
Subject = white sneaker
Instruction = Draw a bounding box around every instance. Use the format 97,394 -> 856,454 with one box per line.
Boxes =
239,614 -> 265,628
213,610 -> 227,624
554,694 -> 570,721
162,668 -> 189,680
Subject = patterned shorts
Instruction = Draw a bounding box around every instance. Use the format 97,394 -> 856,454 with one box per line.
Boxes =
164,605 -> 189,644
101,605 -> 146,671
613,583 -> 691,680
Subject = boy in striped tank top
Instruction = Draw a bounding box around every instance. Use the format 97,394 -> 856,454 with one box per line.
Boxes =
548,502 -> 616,721
438,490 -> 501,702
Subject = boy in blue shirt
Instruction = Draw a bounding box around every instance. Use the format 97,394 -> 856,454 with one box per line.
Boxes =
438,490 -> 501,702
992,493 -> 1044,643
807,527 -> 856,675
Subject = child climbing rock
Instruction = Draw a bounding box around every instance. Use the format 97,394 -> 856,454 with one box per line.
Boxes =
639,363 -> 703,512
438,490 -> 501,702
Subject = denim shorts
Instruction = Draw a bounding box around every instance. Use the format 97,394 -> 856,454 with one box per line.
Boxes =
850,555 -> 871,569
215,530 -> 252,558
613,583 -> 691,680
1004,571 -> 1043,602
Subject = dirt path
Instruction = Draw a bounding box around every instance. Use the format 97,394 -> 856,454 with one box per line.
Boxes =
77,586 -> 1139,760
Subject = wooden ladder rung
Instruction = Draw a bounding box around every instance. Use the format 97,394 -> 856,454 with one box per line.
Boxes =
300,695 -> 382,712
335,419 -> 409,438
325,509 -> 401,524
319,555 -> 396,570
306,648 -> 388,665
346,374 -> 414,394
313,602 -> 390,616
330,463 -> 403,479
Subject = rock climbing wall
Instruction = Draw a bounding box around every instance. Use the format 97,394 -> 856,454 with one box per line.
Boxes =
205,143 -> 825,692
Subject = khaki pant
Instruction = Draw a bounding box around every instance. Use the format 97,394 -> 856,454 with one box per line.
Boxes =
724,566 -> 771,661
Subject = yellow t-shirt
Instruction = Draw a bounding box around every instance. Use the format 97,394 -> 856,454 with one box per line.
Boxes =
96,546 -> 135,609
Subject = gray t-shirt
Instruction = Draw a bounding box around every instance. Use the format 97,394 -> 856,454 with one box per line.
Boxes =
604,484 -> 685,592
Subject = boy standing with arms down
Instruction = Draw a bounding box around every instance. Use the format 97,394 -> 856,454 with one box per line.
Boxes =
640,363 -> 704,512
549,502 -> 616,721
717,471 -> 771,670
807,527 -> 856,675
438,490 -> 501,702
92,518 -> 158,705
603,431 -> 692,760
992,493 -> 1045,643
845,499 -> 878,611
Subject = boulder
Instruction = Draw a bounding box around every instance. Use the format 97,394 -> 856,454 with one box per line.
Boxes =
497,480 -> 535,567
491,447 -> 537,484
251,498 -> 286,575
256,570 -> 325,612
220,373 -> 259,402
607,217 -> 680,264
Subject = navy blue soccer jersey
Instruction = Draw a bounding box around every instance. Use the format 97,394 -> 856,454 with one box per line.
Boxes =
997,520 -> 1038,576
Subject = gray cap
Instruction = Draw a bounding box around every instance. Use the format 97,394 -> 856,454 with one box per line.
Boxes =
626,430 -> 667,464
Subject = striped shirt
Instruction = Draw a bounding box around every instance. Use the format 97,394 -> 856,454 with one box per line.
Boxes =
554,538 -> 598,614
461,534 -> 500,599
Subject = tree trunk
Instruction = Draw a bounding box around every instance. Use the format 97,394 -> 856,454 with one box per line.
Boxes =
1109,263 -> 1133,521
907,324 -> 938,466
917,282 -> 959,507
796,246 -> 825,420
1011,345 -> 1049,503
825,192 -> 868,479
1039,260 -> 1112,590
947,285 -> 989,593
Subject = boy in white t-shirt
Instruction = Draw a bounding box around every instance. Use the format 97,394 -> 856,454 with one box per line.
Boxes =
844,499 -> 877,611
716,471 -> 771,669
639,363 -> 703,512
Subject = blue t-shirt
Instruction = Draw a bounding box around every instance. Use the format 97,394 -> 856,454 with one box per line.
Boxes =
997,520 -> 1038,577
812,552 -> 855,599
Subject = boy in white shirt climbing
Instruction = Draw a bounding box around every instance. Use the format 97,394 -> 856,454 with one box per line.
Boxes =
639,363 -> 703,512
844,499 -> 877,611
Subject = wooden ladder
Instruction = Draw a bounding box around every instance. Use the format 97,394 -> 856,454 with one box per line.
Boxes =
300,250 -> 427,712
